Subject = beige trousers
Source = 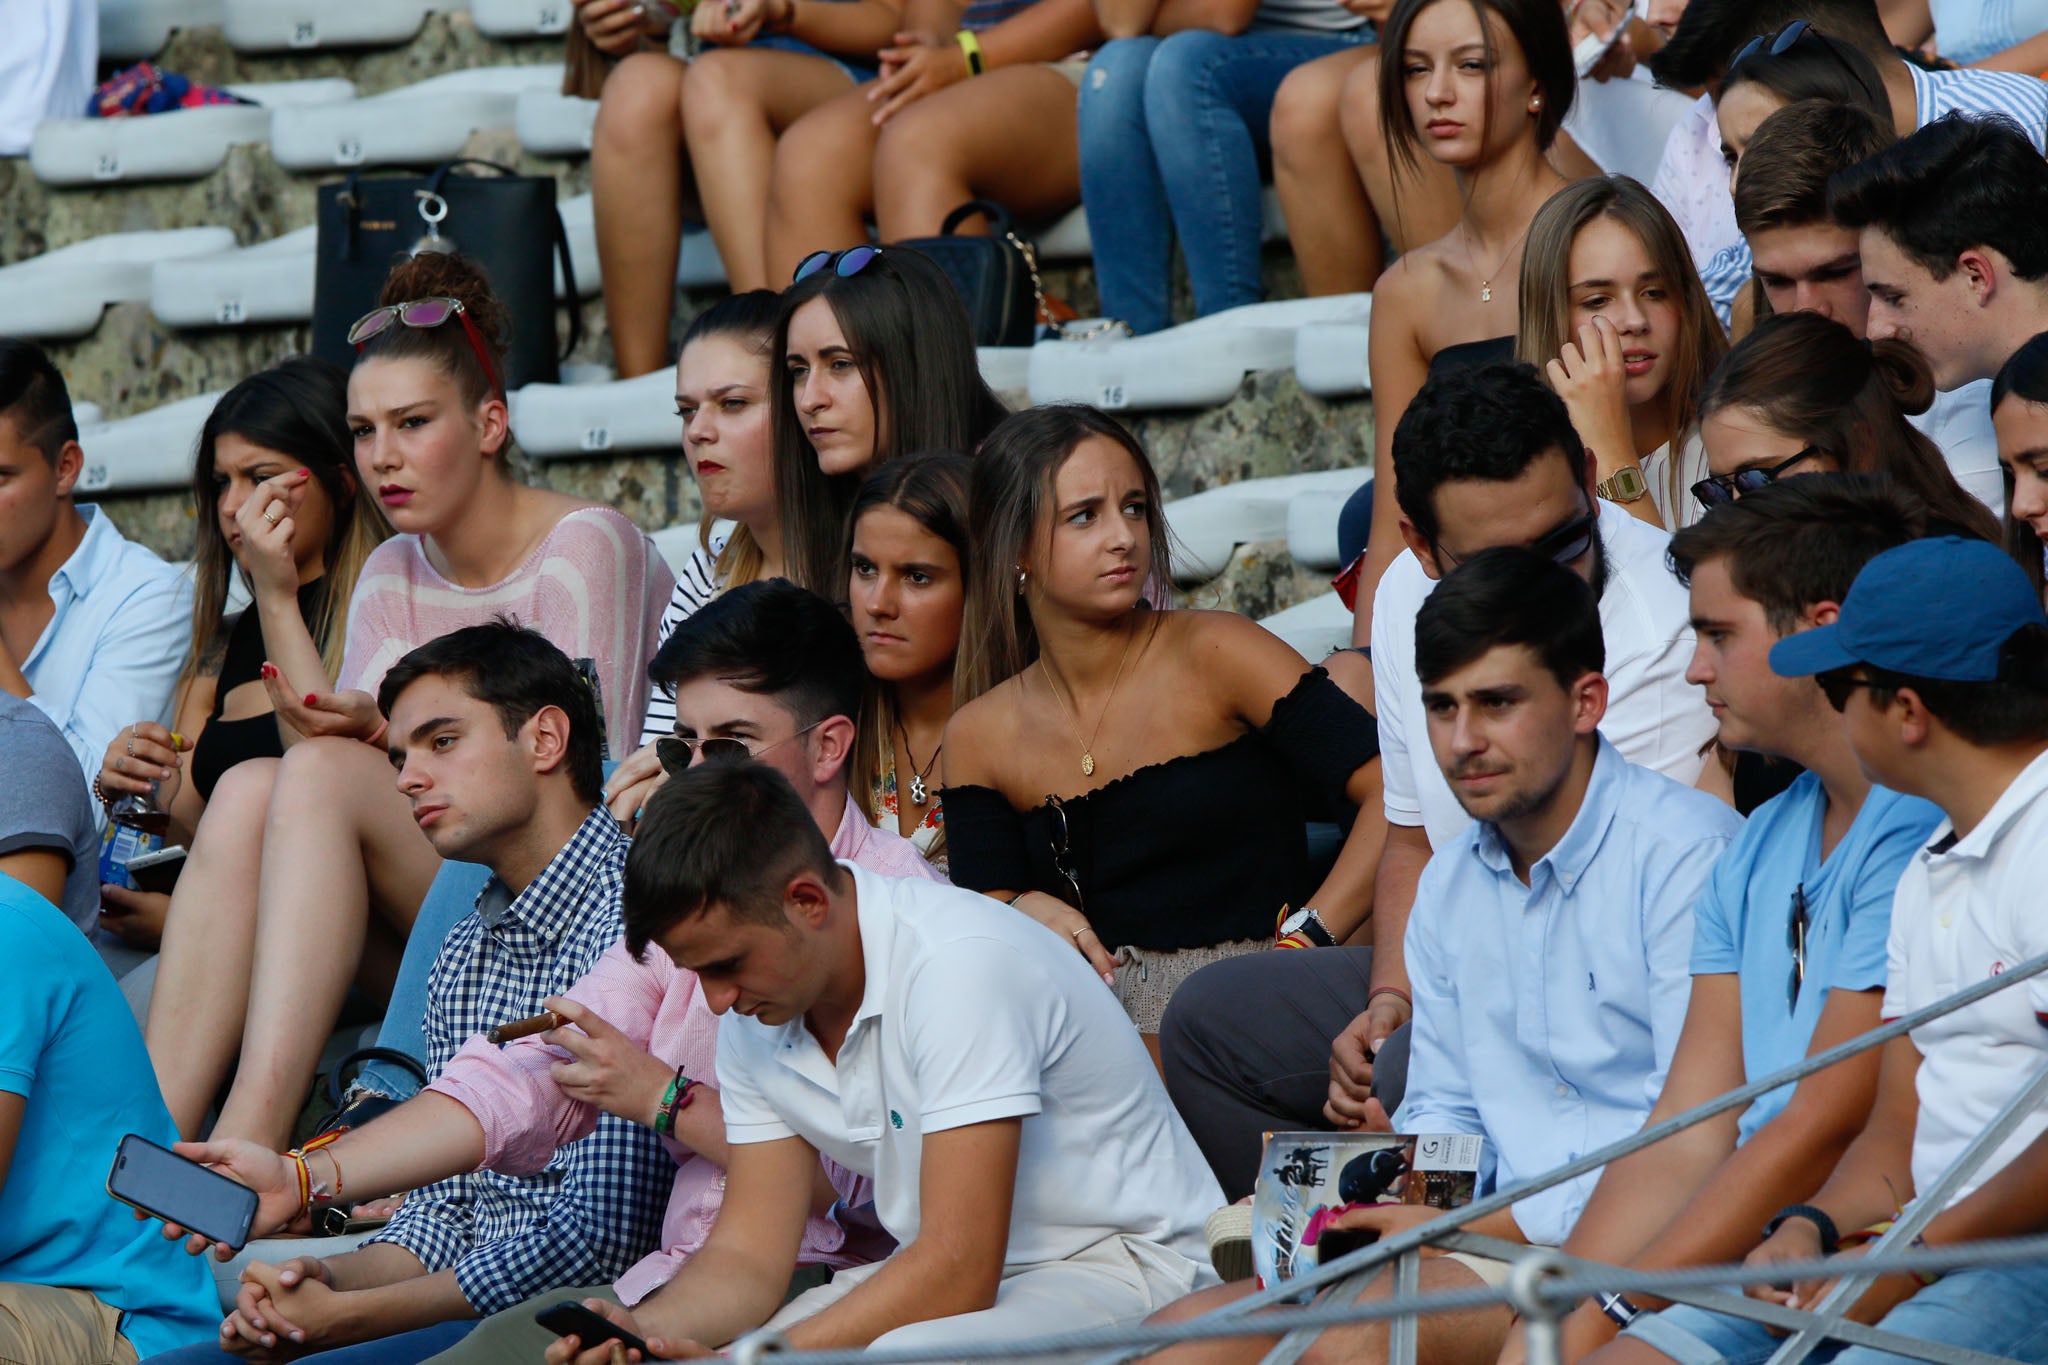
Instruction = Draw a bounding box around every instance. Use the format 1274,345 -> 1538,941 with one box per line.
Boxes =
0,1282 -> 139,1365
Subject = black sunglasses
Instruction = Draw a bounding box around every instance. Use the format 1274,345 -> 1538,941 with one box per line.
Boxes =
1693,447 -> 1823,511
1437,501 -> 1597,571
793,245 -> 881,284
1728,19 -> 1870,90
1816,669 -> 1878,713
1787,883 -> 1809,1011
1047,795 -> 1085,913
654,718 -> 827,776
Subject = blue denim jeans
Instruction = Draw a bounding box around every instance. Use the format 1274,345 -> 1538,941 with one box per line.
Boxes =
1625,1258 -> 2048,1365
1077,25 -> 1370,335
142,1319 -> 477,1364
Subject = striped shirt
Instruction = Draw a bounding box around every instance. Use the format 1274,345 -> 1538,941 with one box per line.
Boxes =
638,525 -> 729,749
367,809 -> 670,1313
1698,65 -> 2048,323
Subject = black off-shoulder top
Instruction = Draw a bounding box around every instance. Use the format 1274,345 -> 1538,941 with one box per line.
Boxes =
943,667 -> 1379,952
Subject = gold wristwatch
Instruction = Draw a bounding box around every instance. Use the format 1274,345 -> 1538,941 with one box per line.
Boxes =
1596,464 -> 1649,504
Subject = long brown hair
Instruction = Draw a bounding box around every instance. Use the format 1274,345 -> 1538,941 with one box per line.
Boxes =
1703,313 -> 2001,543
183,357 -> 392,701
844,452 -> 973,860
768,248 -> 1007,595
956,406 -> 1173,705
1375,0 -> 1575,179
1517,175 -> 1729,515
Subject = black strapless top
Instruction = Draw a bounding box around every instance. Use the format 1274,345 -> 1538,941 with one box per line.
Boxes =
191,578 -> 328,801
944,668 -> 1379,951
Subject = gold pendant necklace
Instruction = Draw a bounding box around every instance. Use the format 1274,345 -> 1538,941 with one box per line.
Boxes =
1040,619 -> 1139,778
1466,222 -> 1530,304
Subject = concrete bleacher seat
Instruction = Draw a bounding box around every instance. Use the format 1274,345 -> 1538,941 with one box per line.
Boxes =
515,89 -> 597,158
270,65 -> 562,170
31,79 -> 356,186
99,0 -> 225,60
1293,296 -> 1373,400
222,0 -> 467,51
1032,186 -> 1287,262
1164,467 -> 1371,583
1028,295 -> 1372,413
1259,590 -> 1351,661
474,0 -> 574,35
0,228 -> 235,339
151,224 -> 318,328
75,390 -> 225,495
1287,470 -> 1368,571
557,192 -> 725,297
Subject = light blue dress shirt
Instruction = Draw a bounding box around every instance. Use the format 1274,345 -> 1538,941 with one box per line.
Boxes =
1395,737 -> 1743,1246
19,505 -> 191,794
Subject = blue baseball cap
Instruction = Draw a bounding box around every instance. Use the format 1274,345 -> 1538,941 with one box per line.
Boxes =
1772,537 -> 2048,681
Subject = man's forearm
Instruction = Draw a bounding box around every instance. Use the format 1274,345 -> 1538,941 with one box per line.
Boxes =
329,1092 -> 489,1204
1371,826 -> 1430,993
330,1266 -> 477,1342
634,1244 -> 805,1349
323,1241 -> 436,1294
1926,1131 -> 2048,1246
783,1236 -> 997,1352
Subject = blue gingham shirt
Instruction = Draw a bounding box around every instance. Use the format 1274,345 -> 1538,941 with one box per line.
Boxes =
1394,739 -> 1743,1245
1700,66 -> 2048,324
368,809 -> 669,1312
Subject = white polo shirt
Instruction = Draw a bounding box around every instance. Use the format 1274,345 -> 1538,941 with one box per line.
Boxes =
717,863 -> 1222,1270
1371,507 -> 1715,849
1881,746 -> 2048,1208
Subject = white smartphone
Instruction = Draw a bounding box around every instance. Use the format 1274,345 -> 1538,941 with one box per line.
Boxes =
1573,0 -> 1635,76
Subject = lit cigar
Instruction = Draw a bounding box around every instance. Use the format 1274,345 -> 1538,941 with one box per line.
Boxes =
487,1010 -> 562,1045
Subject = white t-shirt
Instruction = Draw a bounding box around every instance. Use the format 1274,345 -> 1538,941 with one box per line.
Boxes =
717,863 -> 1223,1270
1911,380 -> 2005,518
1371,507 -> 1713,849
0,0 -> 94,155
1881,747 -> 2048,1209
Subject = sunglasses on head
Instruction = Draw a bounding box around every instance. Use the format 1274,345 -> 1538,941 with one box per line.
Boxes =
1436,501 -> 1597,571
1692,446 -> 1823,511
654,717 -> 828,776
347,296 -> 504,399
1730,18 -> 1813,67
793,246 -> 882,284
1816,669 -> 1878,713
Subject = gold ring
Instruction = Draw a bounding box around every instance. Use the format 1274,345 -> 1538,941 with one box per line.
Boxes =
1071,926 -> 1091,942
263,506 -> 283,525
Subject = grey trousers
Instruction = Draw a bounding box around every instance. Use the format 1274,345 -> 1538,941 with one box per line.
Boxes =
1158,945 -> 1409,1201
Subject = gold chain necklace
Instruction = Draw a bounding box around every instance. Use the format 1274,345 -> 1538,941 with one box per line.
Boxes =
1464,222 -> 1531,304
1039,620 -> 1139,778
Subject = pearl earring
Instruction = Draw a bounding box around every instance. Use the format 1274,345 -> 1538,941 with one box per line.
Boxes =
1015,567 -> 1028,594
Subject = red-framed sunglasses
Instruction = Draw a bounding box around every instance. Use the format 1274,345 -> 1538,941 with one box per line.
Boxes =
347,296 -> 504,399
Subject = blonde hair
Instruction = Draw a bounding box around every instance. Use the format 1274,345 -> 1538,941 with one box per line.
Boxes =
1516,175 -> 1728,516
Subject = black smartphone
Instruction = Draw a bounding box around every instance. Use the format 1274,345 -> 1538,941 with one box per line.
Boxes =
105,1133 -> 259,1250
125,845 -> 187,895
535,1302 -> 656,1358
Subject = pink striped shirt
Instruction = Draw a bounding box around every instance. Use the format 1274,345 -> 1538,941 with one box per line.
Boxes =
337,507 -> 675,748
428,794 -> 947,1305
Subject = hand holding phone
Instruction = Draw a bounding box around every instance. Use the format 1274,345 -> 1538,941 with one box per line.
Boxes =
107,1134 -> 259,1252
536,1301 -> 660,1359
125,845 -> 187,896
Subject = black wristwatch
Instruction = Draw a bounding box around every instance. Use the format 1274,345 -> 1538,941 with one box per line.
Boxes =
1762,1204 -> 1841,1256
1278,907 -> 1337,947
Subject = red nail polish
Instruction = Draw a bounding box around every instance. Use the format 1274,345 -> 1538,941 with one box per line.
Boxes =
305,694 -> 319,706
261,663 -> 274,678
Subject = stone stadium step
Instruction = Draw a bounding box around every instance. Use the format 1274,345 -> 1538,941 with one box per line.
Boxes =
515,88 -> 595,158
0,227 -> 236,339
150,224 -> 319,328
75,388 -> 224,494
1164,468 -> 1371,585
222,0 -> 467,52
268,64 -> 562,171
99,0 -> 225,60
31,78 -> 356,186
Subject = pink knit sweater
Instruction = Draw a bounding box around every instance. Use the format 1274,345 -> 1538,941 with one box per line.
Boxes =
429,795 -> 947,1305
336,507 -> 675,748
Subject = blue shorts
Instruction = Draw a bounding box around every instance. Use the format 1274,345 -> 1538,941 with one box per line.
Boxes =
740,32 -> 878,86
1624,1260 -> 2048,1365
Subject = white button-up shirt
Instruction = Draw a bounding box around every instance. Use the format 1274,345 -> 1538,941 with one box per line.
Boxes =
1396,739 -> 1742,1245
1883,746 -> 2048,1209
717,863 -> 1222,1270
1372,506 -> 1714,850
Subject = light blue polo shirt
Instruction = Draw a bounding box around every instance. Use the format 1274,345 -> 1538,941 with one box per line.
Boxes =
1689,772 -> 1943,1142
0,874 -> 217,1358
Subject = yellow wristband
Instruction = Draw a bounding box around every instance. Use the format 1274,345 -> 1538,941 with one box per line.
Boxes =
955,28 -> 985,75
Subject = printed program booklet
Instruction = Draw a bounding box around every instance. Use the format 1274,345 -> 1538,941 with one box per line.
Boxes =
1251,1132 -> 1486,1286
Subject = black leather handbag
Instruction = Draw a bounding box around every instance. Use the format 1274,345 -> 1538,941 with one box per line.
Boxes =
894,199 -> 1044,348
311,159 -> 580,390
